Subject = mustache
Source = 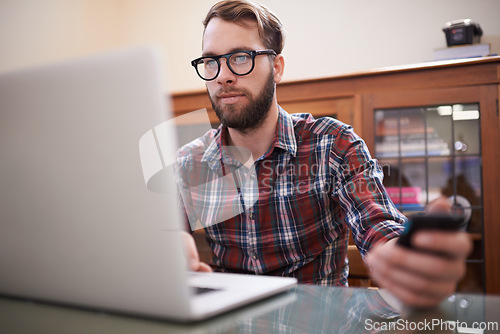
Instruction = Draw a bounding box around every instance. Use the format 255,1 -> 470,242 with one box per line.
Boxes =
213,88 -> 250,98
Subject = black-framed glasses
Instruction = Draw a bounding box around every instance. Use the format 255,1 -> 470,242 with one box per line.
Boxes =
191,49 -> 277,81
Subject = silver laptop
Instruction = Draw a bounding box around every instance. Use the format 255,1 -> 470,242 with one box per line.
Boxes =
0,46 -> 296,322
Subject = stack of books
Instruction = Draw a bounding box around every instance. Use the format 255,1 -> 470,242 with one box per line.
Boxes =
375,114 -> 450,158
386,186 -> 424,211
433,43 -> 491,61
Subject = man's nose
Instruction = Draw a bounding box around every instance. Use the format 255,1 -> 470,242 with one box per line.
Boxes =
216,58 -> 236,84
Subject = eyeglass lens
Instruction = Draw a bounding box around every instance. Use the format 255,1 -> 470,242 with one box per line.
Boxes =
196,52 -> 253,80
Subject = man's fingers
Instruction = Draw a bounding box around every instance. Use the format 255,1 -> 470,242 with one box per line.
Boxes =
391,246 -> 466,281
182,231 -> 212,272
412,231 -> 472,259
197,262 -> 213,272
370,263 -> 457,308
182,231 -> 200,270
365,237 -> 468,308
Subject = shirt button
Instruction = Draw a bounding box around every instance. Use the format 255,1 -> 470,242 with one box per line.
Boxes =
249,211 -> 255,220
252,253 -> 258,260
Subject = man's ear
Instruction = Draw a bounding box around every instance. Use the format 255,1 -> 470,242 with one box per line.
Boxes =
273,54 -> 285,84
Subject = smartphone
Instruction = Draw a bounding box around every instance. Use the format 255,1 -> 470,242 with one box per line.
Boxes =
397,213 -> 464,249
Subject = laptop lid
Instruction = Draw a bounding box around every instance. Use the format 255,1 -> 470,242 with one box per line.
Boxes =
0,46 -> 195,319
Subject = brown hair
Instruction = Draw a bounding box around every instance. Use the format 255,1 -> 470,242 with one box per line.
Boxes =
203,0 -> 285,54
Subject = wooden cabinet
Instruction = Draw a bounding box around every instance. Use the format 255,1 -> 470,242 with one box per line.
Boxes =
172,56 -> 500,294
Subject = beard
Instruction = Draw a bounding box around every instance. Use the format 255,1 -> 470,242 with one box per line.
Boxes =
208,70 -> 275,133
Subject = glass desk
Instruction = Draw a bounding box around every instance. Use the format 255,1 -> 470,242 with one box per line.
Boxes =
1,285 -> 499,333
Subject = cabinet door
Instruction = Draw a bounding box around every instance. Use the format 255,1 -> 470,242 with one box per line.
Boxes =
279,96 -> 362,135
362,86 -> 500,294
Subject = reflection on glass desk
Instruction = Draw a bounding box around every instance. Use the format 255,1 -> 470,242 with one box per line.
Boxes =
1,285 -> 499,333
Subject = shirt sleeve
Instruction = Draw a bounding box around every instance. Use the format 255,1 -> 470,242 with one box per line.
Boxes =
330,125 -> 407,257
175,149 -> 200,233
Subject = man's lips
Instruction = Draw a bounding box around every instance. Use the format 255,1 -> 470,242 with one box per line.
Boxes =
217,92 -> 246,104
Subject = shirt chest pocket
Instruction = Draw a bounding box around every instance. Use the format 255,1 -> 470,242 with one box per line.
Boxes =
272,170 -> 331,224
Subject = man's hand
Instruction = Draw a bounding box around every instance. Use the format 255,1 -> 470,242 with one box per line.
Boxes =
365,231 -> 472,308
182,231 -> 212,272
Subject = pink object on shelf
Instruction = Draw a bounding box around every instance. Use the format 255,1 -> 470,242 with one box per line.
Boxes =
385,187 -> 422,204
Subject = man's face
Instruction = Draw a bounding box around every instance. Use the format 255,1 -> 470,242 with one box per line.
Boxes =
202,18 -> 276,132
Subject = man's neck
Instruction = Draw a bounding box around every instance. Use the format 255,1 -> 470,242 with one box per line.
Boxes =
225,103 -> 279,165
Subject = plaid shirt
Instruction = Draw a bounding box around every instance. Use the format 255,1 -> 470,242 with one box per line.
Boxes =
176,107 -> 406,285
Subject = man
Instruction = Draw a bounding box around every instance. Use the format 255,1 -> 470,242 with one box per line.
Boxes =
177,0 -> 471,307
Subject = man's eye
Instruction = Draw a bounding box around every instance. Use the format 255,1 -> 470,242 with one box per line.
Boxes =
232,54 -> 250,65
204,59 -> 217,68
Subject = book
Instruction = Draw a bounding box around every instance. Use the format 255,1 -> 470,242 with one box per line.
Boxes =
433,43 -> 491,61
375,138 -> 450,157
375,123 -> 450,157
386,186 -> 422,204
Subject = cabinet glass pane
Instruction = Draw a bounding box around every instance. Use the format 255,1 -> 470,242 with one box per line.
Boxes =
427,157 -> 453,202
467,210 -> 484,246
399,108 -> 426,157
450,157 -> 482,233
400,159 -> 427,209
375,108 -> 430,158
380,159 -> 399,187
379,158 -> 426,211
380,159 -> 402,207
467,210 -> 483,234
453,104 -> 481,155
374,109 -> 399,158
452,157 -> 482,203
425,106 -> 452,156
374,102 -> 484,294
459,262 -> 484,293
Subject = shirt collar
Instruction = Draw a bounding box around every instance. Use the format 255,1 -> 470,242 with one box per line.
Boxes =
274,106 -> 298,157
201,106 -> 298,167
200,127 -> 224,169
